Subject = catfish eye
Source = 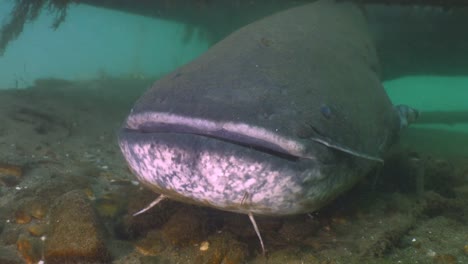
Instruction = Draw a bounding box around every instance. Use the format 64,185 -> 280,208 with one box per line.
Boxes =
320,104 -> 332,119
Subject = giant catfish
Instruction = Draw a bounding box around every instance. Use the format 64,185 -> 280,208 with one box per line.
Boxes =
118,0 -> 416,252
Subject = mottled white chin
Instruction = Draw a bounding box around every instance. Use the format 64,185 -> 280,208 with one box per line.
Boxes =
118,122 -> 367,216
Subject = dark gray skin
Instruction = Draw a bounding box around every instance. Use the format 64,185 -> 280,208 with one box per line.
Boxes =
118,0 -> 403,216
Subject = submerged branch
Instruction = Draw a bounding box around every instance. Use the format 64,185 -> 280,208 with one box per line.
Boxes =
0,0 -> 72,55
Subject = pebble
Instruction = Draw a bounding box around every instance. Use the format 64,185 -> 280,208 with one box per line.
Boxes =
16,234 -> 42,264
0,162 -> 23,187
0,162 -> 23,177
14,210 -> 32,224
27,224 -> 47,237
26,200 -> 48,220
44,190 -> 110,263
199,241 -> 210,251
194,232 -> 247,264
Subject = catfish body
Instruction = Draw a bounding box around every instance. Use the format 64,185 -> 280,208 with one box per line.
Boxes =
118,0 -> 400,216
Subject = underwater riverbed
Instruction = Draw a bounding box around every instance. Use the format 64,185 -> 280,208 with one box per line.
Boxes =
0,78 -> 467,264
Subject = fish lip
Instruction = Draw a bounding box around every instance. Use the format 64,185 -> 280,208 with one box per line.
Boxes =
124,111 -> 308,159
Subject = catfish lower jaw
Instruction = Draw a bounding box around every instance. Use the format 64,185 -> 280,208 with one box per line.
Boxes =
118,126 -> 344,216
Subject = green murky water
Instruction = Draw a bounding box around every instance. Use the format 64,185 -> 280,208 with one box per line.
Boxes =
0,1 -> 467,263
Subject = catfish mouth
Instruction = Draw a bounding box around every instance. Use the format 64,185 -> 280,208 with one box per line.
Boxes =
123,112 -> 309,160
119,112 -> 327,216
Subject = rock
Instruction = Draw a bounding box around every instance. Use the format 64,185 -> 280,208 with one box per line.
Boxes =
27,223 -> 47,237
14,209 -> 31,224
0,162 -> 22,177
16,234 -> 42,264
0,162 -> 23,187
26,199 -> 48,220
44,190 -> 110,263
199,241 -> 210,251
13,198 -> 48,225
161,207 -> 204,247
194,232 -> 248,264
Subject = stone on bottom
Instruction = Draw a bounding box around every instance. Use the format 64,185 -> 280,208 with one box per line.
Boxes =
44,190 -> 110,263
